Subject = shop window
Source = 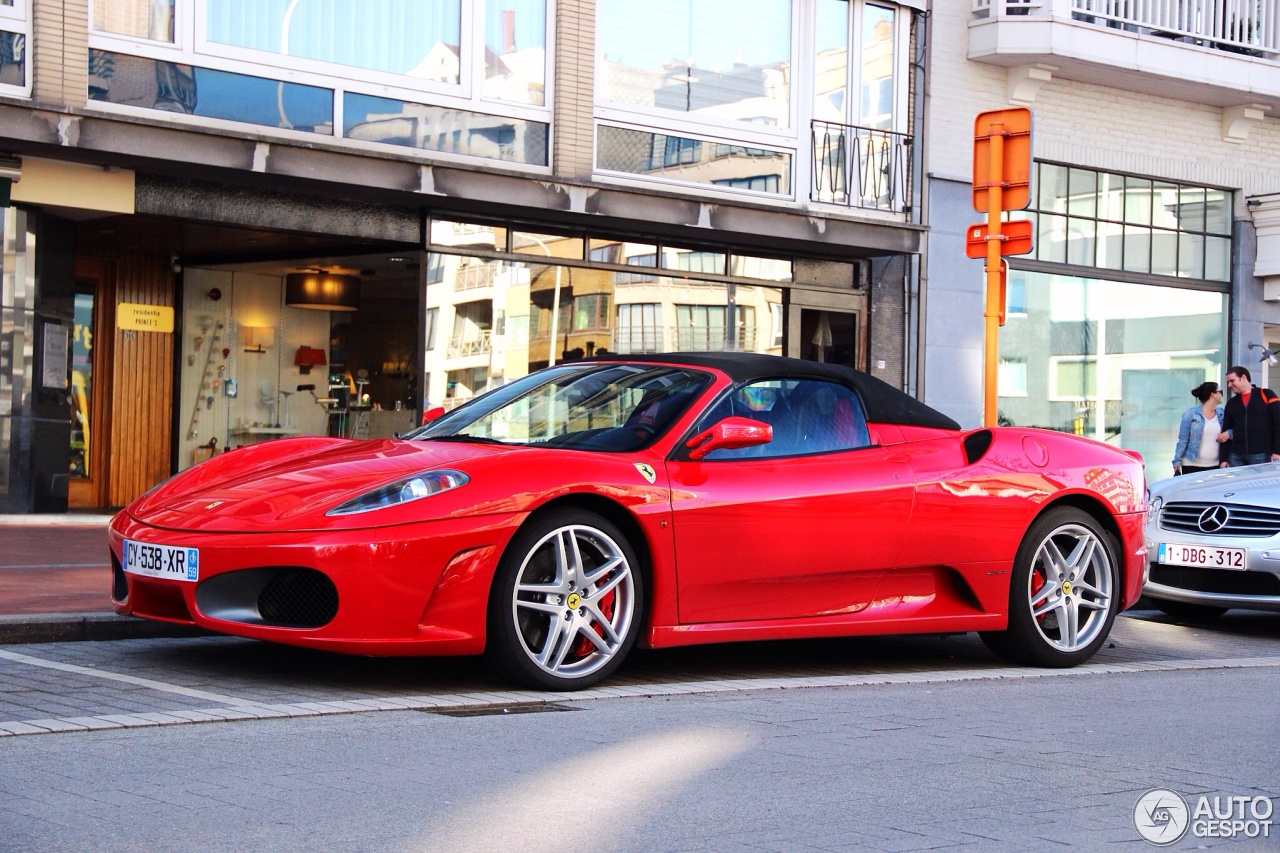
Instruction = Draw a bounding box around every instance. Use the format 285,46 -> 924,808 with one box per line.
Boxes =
998,271 -> 1228,484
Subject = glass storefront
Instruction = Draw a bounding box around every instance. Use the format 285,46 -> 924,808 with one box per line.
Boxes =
999,270 -> 1228,485
423,220 -> 794,409
998,164 -> 1233,484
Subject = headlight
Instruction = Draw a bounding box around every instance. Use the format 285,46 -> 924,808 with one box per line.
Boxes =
327,470 -> 469,516
1149,495 -> 1163,514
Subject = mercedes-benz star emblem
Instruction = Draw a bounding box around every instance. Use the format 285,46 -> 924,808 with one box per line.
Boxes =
1197,505 -> 1230,533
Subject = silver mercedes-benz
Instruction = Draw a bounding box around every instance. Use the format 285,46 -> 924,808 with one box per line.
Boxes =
1144,462 -> 1280,618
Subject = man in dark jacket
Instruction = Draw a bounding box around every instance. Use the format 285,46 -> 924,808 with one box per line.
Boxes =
1216,365 -> 1280,467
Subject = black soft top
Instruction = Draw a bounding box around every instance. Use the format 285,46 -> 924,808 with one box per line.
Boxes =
581,352 -> 960,431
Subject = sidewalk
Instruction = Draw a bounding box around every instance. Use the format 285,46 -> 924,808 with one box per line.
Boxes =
0,515 -> 203,644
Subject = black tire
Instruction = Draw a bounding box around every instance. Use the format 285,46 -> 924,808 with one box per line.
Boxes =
981,507 -> 1120,668
1152,599 -> 1229,621
486,508 -> 643,690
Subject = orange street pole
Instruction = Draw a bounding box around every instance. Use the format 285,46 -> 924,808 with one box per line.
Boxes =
983,123 -> 1005,428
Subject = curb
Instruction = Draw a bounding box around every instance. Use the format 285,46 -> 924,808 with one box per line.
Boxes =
0,613 -> 208,645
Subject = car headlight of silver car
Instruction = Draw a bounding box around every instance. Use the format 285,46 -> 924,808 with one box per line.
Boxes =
327,470 -> 469,516
1149,494 -> 1163,514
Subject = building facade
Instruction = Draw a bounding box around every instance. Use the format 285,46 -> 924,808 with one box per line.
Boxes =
924,0 -> 1280,483
0,0 -> 927,513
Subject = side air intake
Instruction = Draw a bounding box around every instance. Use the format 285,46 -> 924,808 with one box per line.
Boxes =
962,429 -> 993,465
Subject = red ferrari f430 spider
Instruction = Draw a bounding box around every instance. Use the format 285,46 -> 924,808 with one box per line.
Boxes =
111,353 -> 1146,689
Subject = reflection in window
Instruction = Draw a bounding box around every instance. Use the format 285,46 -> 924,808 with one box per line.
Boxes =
677,304 -> 756,351
998,271 -> 1227,482
94,0 -> 174,42
88,51 -> 334,133
597,125 -> 791,194
70,293 -> 94,478
859,4 -> 895,129
205,0 -> 460,80
693,378 -> 870,459
344,92 -> 547,165
616,303 -> 662,353
0,30 -> 22,88
484,0 -> 546,105
1022,162 -> 1231,281
599,0 -> 791,127
813,1 -> 900,132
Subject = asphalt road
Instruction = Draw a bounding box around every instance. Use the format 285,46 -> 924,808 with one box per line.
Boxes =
1,609 -> 1278,851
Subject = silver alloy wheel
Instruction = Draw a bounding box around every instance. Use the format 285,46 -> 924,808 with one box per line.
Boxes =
1027,522 -> 1114,653
509,523 -> 636,681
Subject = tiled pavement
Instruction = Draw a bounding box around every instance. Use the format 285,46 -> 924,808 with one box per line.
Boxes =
3,609 -> 1279,738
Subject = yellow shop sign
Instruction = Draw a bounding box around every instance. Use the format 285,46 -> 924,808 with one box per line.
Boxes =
118,303 -> 174,333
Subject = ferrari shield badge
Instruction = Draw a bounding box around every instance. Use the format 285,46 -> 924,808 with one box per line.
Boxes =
634,463 -> 657,484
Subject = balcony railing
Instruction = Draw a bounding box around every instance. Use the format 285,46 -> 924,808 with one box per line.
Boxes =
810,121 -> 912,214
611,328 -> 665,354
973,0 -> 1280,55
454,262 -> 497,291
674,327 -> 759,352
447,330 -> 491,358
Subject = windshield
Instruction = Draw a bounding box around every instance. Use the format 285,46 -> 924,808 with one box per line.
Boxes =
405,363 -> 711,452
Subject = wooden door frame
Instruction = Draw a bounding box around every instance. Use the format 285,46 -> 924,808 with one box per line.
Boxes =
68,259 -> 116,508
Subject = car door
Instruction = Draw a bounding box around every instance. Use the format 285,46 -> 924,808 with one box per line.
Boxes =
666,378 -> 916,624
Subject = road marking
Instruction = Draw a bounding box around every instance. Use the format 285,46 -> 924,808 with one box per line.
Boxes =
0,649 -> 266,708
3,652 -> 1280,737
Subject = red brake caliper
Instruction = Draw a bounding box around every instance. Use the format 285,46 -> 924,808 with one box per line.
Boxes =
1031,568 -> 1047,624
570,577 -> 617,657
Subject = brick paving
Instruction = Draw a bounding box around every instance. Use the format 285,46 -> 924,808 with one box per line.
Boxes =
0,520 -> 113,616
2,609 -> 1279,738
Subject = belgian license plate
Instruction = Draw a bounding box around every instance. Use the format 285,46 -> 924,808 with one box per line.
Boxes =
1157,542 -> 1247,571
123,539 -> 200,581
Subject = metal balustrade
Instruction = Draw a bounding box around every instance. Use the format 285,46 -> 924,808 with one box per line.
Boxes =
810,121 -> 913,214
973,0 -> 1280,55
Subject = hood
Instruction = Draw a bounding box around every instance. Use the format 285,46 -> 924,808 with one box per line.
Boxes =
1151,461 -> 1280,502
129,437 -> 513,532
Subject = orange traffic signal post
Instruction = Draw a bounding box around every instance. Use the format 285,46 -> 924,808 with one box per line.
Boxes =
972,107 -> 1033,428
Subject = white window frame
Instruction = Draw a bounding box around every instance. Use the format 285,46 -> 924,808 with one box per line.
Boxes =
85,0 -> 553,171
0,0 -> 31,99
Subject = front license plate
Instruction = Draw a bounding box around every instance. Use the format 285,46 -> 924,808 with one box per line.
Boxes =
123,539 -> 200,582
1156,542 -> 1247,571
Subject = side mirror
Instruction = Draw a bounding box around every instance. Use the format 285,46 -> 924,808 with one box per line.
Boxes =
685,416 -> 772,461
421,405 -> 446,425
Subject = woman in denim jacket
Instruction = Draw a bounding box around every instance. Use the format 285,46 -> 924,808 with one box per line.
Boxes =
1173,381 -> 1225,475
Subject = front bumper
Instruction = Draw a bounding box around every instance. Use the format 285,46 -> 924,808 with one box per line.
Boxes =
1143,524 -> 1280,613
109,510 -> 524,655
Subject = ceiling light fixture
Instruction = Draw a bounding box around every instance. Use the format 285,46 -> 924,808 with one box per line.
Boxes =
285,271 -> 361,311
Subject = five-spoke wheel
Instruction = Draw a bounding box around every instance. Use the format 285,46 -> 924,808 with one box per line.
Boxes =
982,507 -> 1119,667
487,509 -> 642,690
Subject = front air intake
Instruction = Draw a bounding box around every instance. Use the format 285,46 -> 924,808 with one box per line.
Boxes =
258,569 -> 339,628
196,566 -> 338,629
962,429 -> 993,464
